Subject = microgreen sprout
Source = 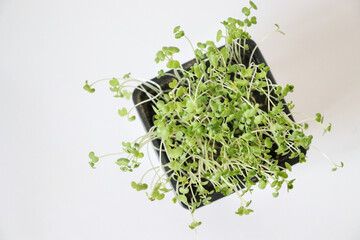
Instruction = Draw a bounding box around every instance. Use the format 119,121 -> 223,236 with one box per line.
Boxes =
84,0 -> 342,232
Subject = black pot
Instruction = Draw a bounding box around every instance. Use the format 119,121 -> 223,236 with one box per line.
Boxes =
132,39 -> 306,209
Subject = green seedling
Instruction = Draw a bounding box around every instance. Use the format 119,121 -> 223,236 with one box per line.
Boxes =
83,0 -> 342,231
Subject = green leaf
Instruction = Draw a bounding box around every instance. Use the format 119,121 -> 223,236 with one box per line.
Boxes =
194,49 -> 205,59
285,162 -> 292,172
157,69 -> 165,78
324,123 -> 332,134
241,67 -> 254,78
272,192 -> 279,198
179,187 -> 189,194
169,79 -> 178,89
156,51 -> 165,61
270,123 -> 282,132
131,181 -> 137,189
275,86 -> 282,95
89,161 -> 95,169
133,182 -> 148,191
258,179 -> 267,189
226,35 -> 233,45
167,60 -> 180,69
118,107 -> 128,117
168,46 -> 180,53
254,115 -> 264,124
255,71 -> 267,79
244,108 -> 256,118
216,29 -> 222,42
197,42 -> 207,49
206,40 -> 215,47
277,171 -> 288,179
264,137 -> 273,148
315,113 -> 321,122
173,25 -> 180,33
189,221 -> 202,230
250,16 -> 257,24
175,86 -> 185,99
133,151 -> 142,158
299,153 -> 306,163
237,20 -> 245,27
208,53 -> 218,67
89,151 -> 95,159
242,7 -> 250,16
89,152 -> 99,163
83,81 -> 95,93
123,73 -> 131,79
168,161 -> 181,171
287,179 -> 295,191
235,206 -> 244,215
193,63 -> 202,78
109,78 -> 119,87
168,147 -> 183,159
315,113 -> 324,123
122,141 -> 131,148
236,206 -> 254,216
250,1 -> 258,10
160,187 -> 172,193
282,84 -> 294,97
156,193 -> 165,200
121,89 -> 131,100
157,126 -> 170,139
140,183 -> 148,190
235,78 -> 249,86
242,132 -> 253,141
175,30 -> 184,39
162,47 -> 171,55
177,195 -> 187,203
245,19 -> 252,27
116,158 -> 130,166
244,208 -> 254,215
220,47 -> 229,62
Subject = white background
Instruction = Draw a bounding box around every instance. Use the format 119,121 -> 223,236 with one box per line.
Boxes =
1,0 -> 360,239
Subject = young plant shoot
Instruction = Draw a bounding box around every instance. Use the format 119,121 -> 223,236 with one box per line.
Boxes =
84,1 -> 342,230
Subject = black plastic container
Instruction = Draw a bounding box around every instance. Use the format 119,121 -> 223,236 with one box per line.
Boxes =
132,39 -> 305,209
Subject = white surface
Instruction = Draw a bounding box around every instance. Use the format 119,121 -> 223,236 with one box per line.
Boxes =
1,0 -> 360,239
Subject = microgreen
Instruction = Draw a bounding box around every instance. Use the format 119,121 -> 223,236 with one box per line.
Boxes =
83,0 -> 342,232
189,221 -> 202,229
242,7 -> 251,17
89,152 -> 99,163
83,80 -> 95,93
118,107 -> 127,117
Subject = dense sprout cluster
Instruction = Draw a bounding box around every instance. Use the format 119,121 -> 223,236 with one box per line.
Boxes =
84,1 -> 339,230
